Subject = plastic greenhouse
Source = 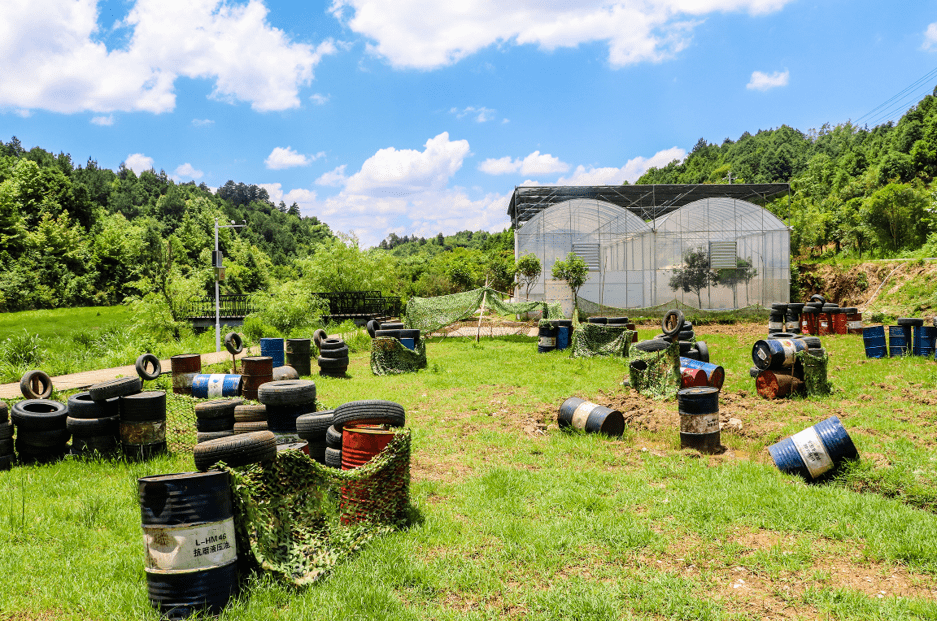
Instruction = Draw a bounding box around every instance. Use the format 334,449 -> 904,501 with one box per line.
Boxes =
509,184 -> 790,311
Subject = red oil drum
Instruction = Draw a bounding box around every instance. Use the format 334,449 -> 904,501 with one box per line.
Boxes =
341,425 -> 395,469
817,312 -> 831,336
170,354 -> 201,395
845,308 -> 863,334
240,357 -> 273,400
680,367 -> 708,388
831,308 -> 847,335
339,425 -> 408,525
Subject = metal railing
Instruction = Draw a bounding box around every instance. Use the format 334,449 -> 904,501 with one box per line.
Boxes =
182,294 -> 256,319
182,292 -> 401,321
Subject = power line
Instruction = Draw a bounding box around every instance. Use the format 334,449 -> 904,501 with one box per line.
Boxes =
855,65 -> 937,127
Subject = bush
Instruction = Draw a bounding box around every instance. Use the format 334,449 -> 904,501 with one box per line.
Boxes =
247,282 -> 328,337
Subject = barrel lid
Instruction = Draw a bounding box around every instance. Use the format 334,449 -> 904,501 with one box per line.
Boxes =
842,307 -> 858,314
677,386 -> 719,397
241,356 -> 273,362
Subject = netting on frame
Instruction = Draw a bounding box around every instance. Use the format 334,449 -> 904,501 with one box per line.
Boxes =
577,297 -> 770,321
567,323 -> 634,359
224,430 -> 411,587
628,340 -> 681,399
404,287 -> 564,335
370,336 -> 428,375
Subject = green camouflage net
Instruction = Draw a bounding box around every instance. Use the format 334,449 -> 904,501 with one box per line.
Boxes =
797,350 -> 833,396
370,336 -> 428,375
578,296 -> 771,321
567,323 -> 634,358
405,287 -> 563,334
224,430 -> 411,587
627,340 -> 681,399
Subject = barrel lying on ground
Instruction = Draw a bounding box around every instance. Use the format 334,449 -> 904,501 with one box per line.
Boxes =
768,416 -> 858,480
557,397 -> 624,437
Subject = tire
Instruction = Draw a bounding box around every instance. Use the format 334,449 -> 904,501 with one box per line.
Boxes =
20,370 -> 53,400
399,329 -> 420,341
374,330 -> 401,339
233,421 -> 269,434
661,310 -> 685,337
0,421 -> 12,440
324,446 -> 342,468
319,338 -> 345,351
897,318 -> 924,327
193,430 -> 277,471
119,391 -> 166,422
89,377 -> 142,401
197,430 -> 236,444
0,455 -> 12,471
366,320 -> 379,338
234,404 -> 267,423
318,356 -> 350,369
750,367 -> 760,378
67,392 -> 112,419
796,335 -> 822,349
312,329 -> 327,349
134,353 -> 162,381
332,400 -> 405,428
380,322 -> 404,330
325,424 -> 342,448
266,403 -> 317,432
810,294 -> 825,304
296,411 -> 334,438
196,417 -> 235,432
677,329 -> 695,340
633,340 -> 670,353
224,332 -> 244,355
195,399 -> 242,420
11,399 -> 68,431
0,438 -> 12,455
0,400 -> 6,424
807,347 -> 827,359
318,345 -> 349,359
273,366 -> 300,381
695,341 -> 710,364
67,415 -> 119,436
15,428 -> 70,448
678,341 -> 693,354
257,380 -> 316,406
319,367 -> 348,378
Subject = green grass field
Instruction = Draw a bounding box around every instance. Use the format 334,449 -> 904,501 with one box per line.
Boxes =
1,324 -> 937,620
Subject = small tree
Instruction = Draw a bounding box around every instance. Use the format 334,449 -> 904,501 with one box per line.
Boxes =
551,252 -> 589,313
515,253 -> 542,299
715,256 -> 757,309
669,247 -> 716,308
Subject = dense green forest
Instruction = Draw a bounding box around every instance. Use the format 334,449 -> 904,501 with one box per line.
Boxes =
637,92 -> 937,259
3,90 -> 937,315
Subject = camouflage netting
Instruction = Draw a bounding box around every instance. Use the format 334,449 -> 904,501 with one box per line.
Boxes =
627,340 -> 681,399
370,336 -> 428,375
566,323 -> 635,359
224,430 -> 411,587
405,287 -> 564,334
578,296 -> 771,321
797,350 -> 833,396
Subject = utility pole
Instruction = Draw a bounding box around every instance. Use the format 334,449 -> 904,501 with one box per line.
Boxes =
214,219 -> 247,352
723,171 -> 736,184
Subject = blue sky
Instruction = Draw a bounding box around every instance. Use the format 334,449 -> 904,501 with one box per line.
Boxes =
2,0 -> 937,247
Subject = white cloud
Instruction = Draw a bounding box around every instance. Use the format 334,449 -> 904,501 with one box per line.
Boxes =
341,132 -> 469,195
553,147 -> 687,185
330,0 -> 793,69
478,150 -> 569,175
746,69 -> 789,91
310,93 -> 330,105
173,162 -> 203,180
0,0 -> 336,114
124,153 -> 154,173
316,165 -> 348,187
451,106 -> 496,122
924,23 -> 937,50
265,146 -> 317,170
260,183 -> 319,206
91,115 -> 114,126
192,118 -> 214,127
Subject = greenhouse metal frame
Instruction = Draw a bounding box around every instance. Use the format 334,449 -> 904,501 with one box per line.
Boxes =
509,184 -> 791,310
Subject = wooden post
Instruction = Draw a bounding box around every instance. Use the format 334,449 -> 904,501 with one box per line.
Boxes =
476,280 -> 489,343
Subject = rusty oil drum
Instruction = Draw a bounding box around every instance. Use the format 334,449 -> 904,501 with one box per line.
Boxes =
120,391 -> 167,460
138,471 -> 237,618
677,386 -> 721,453
170,354 -> 201,396
240,356 -> 273,400
339,425 -> 408,524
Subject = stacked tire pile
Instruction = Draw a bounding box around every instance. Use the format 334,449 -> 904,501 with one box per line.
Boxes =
257,380 -> 316,434
11,399 -> 70,465
195,399 -> 242,443
369,320 -> 420,351
322,400 -> 405,469
296,409 -> 334,464
768,303 -> 803,335
0,401 -> 11,470
67,391 -> 120,457
316,333 -> 350,377
233,403 -> 268,434
633,310 -> 710,363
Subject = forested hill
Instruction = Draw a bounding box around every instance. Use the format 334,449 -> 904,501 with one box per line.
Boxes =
638,91 -> 937,259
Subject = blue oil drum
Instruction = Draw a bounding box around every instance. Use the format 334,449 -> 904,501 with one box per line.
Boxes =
862,325 -> 887,359
556,326 -> 570,350
768,416 -> 859,479
191,374 -> 242,399
888,326 -> 910,357
751,338 -> 807,370
399,337 -> 415,350
678,357 -> 725,390
260,337 -> 284,368
913,326 -> 936,357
